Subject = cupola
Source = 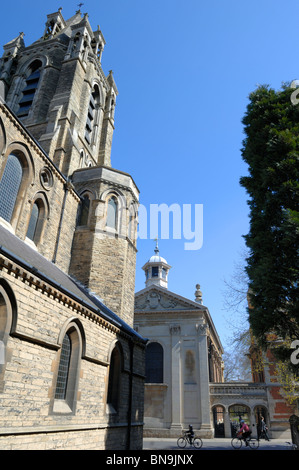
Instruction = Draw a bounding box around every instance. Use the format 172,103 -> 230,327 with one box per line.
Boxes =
142,240 -> 171,289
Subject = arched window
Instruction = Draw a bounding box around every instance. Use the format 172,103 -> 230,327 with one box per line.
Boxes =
85,85 -> 101,145
53,323 -> 83,413
77,194 -> 90,226
145,342 -> 163,383
106,196 -> 118,230
107,343 -> 122,412
26,196 -> 48,245
26,202 -> 39,241
0,287 -> 10,357
55,333 -> 71,400
0,280 -> 16,381
0,153 -> 23,223
17,60 -> 42,118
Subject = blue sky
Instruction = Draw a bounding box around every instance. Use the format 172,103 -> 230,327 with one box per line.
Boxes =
1,1 -> 298,351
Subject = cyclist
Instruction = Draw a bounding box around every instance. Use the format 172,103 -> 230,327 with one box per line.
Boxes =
186,424 -> 194,444
237,420 -> 252,446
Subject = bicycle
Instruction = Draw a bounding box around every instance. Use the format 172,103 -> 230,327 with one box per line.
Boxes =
231,434 -> 259,449
177,431 -> 203,449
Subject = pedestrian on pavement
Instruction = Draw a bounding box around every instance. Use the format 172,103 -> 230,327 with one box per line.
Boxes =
260,416 -> 270,441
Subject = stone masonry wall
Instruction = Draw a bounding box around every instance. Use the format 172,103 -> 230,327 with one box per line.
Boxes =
0,104 -> 80,274
0,255 -> 145,450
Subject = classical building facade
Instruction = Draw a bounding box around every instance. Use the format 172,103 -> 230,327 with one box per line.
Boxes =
134,243 -> 224,438
0,9 -> 146,450
135,245 -> 296,440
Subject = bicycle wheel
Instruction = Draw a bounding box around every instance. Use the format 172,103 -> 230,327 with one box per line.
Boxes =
248,438 -> 259,449
193,437 -> 203,449
177,437 -> 187,448
231,437 -> 242,449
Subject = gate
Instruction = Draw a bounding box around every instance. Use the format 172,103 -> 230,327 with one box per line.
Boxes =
213,406 -> 225,437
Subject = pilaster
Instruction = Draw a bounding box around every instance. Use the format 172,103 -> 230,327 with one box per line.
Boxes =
196,320 -> 213,435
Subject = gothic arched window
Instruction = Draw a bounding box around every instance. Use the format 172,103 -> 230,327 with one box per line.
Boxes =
77,194 -> 91,227
0,280 -> 16,383
55,333 -> 71,401
17,60 -> 42,118
145,342 -> 163,383
26,202 -> 39,241
0,153 -> 23,223
106,196 -> 118,230
53,323 -> 83,413
26,198 -> 46,245
107,343 -> 122,412
85,85 -> 101,145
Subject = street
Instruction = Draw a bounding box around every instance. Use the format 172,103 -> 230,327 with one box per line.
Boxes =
143,437 -> 295,451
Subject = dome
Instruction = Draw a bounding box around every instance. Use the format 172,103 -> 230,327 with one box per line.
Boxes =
142,240 -> 171,289
148,254 -> 167,264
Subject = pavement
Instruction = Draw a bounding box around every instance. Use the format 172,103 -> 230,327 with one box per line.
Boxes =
143,437 -> 296,451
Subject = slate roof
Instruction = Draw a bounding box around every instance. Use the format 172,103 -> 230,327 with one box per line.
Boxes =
0,224 -> 146,343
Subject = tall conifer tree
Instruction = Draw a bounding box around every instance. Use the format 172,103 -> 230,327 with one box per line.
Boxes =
240,85 -> 299,348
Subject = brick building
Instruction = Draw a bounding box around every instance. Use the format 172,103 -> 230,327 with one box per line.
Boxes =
0,9 -> 146,450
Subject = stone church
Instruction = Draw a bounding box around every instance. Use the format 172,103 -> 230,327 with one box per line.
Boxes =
0,8 -> 295,451
0,9 -> 146,450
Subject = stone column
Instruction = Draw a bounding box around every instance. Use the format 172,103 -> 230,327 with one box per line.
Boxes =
197,320 -> 213,437
169,324 -> 182,434
224,406 -> 231,437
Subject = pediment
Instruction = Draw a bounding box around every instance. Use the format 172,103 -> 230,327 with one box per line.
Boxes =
134,285 -> 204,312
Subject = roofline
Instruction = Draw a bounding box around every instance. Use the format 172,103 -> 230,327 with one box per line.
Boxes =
0,244 -> 147,345
135,284 -> 224,352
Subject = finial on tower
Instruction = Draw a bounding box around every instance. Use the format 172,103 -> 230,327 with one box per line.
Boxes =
154,237 -> 159,255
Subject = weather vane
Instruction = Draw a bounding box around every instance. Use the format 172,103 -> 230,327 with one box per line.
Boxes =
78,3 -> 84,8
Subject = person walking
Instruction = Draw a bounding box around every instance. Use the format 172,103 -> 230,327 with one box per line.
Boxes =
260,416 -> 270,441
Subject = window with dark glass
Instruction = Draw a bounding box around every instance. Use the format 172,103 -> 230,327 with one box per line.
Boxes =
145,342 -> 163,383
77,194 -> 90,226
26,202 -> 39,241
85,86 -> 100,145
0,154 -> 23,223
55,333 -> 71,400
152,266 -> 159,277
17,61 -> 42,118
107,345 -> 121,412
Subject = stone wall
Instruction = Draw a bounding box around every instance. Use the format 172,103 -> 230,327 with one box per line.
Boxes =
0,103 -> 80,274
0,253 -> 145,450
69,166 -> 139,327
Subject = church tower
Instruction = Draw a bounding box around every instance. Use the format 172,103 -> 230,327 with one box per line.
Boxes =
0,9 -> 139,326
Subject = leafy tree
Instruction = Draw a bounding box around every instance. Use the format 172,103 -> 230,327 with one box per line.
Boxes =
240,84 -> 299,353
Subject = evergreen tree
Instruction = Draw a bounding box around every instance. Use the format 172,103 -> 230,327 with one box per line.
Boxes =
240,84 -> 299,350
